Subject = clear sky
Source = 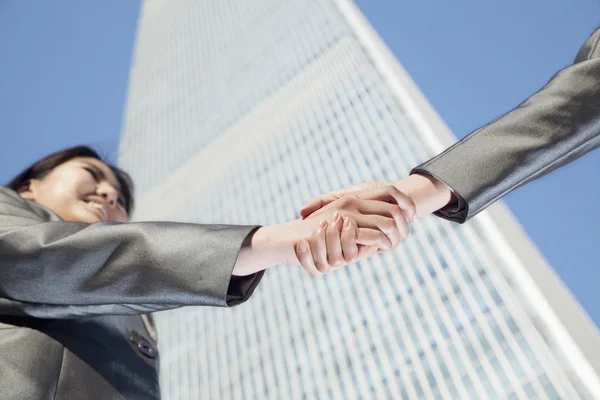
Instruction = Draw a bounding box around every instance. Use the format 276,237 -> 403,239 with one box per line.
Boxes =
1,1 -> 599,326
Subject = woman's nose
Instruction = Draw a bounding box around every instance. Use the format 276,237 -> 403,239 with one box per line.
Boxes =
98,183 -> 118,207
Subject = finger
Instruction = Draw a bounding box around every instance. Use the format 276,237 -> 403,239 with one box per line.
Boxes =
356,244 -> 380,260
300,193 -> 338,219
310,220 -> 332,273
299,198 -> 324,219
295,239 -> 322,278
340,216 -> 358,263
353,214 -> 399,250
355,186 -> 417,222
356,227 -> 394,250
356,200 -> 410,242
299,185 -> 367,219
326,212 -> 345,268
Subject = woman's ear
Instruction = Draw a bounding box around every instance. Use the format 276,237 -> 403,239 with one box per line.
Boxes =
17,179 -> 38,201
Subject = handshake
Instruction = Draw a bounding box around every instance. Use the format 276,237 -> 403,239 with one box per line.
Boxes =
235,174 -> 454,277
292,182 -> 417,278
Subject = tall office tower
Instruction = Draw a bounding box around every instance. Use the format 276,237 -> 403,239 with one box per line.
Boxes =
119,0 -> 600,399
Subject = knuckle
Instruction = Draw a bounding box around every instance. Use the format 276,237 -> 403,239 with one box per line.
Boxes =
337,196 -> 355,209
386,185 -> 400,197
384,218 -> 397,232
391,205 -> 403,220
396,219 -> 408,235
347,249 -> 358,262
378,232 -> 391,248
315,260 -> 328,273
395,186 -> 406,196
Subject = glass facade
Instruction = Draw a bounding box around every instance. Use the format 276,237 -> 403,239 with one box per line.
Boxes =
119,0 -> 600,398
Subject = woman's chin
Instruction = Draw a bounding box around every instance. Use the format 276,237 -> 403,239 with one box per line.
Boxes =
63,209 -> 103,224
84,213 -> 104,224
76,202 -> 104,223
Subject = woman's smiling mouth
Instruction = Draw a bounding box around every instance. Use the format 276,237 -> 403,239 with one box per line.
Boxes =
85,201 -> 107,221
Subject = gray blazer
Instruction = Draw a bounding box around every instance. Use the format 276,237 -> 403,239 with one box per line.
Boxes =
0,186 -> 263,399
414,24 -> 600,223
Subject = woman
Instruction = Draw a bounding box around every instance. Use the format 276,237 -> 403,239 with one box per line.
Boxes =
0,146 -> 415,399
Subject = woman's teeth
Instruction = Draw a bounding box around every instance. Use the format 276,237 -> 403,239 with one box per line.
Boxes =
87,202 -> 106,221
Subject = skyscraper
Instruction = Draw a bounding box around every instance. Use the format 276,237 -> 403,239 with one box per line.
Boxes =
119,0 -> 600,398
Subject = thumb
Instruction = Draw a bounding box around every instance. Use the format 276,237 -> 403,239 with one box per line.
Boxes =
299,193 -> 339,218
299,197 -> 324,219
299,184 -> 373,219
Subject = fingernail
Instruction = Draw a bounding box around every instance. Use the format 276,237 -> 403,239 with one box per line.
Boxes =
333,212 -> 340,222
298,241 -> 308,253
412,214 -> 418,223
343,216 -> 350,228
319,220 -> 327,229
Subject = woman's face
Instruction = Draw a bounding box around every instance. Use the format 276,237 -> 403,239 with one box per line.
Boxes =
19,157 -> 129,223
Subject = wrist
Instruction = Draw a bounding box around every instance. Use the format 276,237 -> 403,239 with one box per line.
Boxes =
233,221 -> 301,276
252,222 -> 301,267
392,173 -> 455,217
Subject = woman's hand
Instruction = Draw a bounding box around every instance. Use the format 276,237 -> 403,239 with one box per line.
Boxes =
295,212 -> 379,277
300,183 -> 416,221
305,188 -> 415,251
234,192 -> 415,277
299,177 -> 456,222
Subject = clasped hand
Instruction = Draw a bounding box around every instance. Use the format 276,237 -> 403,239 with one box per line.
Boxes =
294,184 -> 415,277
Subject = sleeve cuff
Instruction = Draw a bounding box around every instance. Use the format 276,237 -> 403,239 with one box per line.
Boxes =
410,169 -> 470,224
226,270 -> 266,306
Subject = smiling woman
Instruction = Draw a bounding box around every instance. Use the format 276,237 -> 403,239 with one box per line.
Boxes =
0,145 -> 414,399
8,146 -> 133,222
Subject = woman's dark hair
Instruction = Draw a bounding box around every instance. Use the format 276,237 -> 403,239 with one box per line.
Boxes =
7,146 -> 134,214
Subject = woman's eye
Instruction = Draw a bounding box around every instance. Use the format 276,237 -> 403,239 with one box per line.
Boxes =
84,167 -> 100,181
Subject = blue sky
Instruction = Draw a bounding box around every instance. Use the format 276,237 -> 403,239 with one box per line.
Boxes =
1,1 -> 599,326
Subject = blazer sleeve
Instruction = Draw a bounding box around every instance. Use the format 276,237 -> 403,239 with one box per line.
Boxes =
0,186 -> 264,318
412,25 -> 600,223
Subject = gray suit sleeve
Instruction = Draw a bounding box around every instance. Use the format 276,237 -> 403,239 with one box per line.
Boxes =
412,25 -> 600,223
0,187 -> 263,318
